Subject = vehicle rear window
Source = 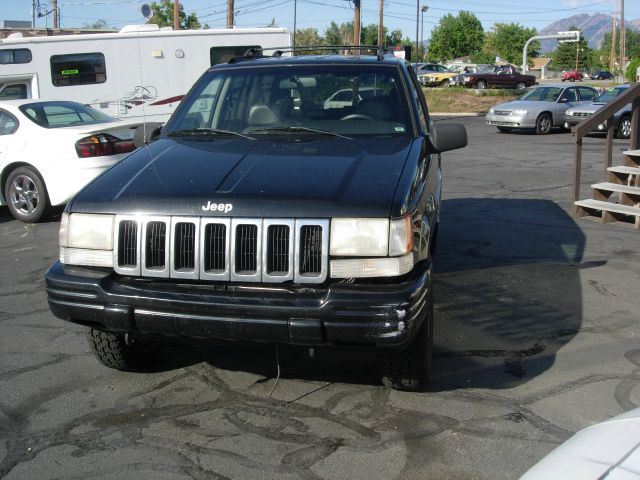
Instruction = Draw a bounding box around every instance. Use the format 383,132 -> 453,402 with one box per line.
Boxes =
165,64 -> 412,138
19,101 -> 113,128
0,49 -> 31,64
50,52 -> 106,87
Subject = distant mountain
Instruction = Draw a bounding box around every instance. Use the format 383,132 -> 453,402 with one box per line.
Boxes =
538,13 -> 639,53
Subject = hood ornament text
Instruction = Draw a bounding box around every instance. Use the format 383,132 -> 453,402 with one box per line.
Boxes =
202,201 -> 233,213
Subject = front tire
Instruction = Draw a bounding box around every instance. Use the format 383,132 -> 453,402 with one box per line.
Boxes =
516,82 -> 526,91
616,115 -> 631,139
378,290 -> 434,391
497,127 -> 511,133
476,80 -> 487,90
535,113 -> 552,135
5,166 -> 49,223
87,329 -> 153,371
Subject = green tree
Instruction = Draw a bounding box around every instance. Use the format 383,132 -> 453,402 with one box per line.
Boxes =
626,58 -> 640,83
427,11 -> 484,62
600,29 -> 640,73
149,0 -> 201,29
483,23 -> 539,66
83,19 -> 109,30
295,28 -> 323,53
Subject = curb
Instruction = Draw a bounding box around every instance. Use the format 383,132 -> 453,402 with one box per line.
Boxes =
431,112 -> 486,117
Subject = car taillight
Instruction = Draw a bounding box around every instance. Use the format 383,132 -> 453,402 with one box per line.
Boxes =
75,134 -> 136,158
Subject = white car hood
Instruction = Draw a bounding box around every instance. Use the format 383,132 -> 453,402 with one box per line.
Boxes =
521,408 -> 640,479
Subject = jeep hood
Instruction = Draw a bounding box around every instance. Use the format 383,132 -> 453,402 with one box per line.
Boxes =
70,136 -> 414,218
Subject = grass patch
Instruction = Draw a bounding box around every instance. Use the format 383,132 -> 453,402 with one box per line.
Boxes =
424,87 -> 519,113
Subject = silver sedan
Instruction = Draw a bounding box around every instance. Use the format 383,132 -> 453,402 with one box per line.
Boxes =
485,84 -> 599,134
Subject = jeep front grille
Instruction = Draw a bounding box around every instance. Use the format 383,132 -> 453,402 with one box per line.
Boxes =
113,216 -> 328,283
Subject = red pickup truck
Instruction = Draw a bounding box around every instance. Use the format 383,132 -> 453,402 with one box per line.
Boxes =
561,70 -> 584,82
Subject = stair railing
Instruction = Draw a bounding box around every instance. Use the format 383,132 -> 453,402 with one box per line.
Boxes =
571,82 -> 640,214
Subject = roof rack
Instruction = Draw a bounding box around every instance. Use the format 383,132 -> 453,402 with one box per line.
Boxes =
228,45 -> 396,64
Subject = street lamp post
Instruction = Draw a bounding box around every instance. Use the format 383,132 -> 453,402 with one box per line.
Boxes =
420,5 -> 428,62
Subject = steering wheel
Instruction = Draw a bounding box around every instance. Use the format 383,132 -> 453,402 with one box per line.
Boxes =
340,114 -> 373,121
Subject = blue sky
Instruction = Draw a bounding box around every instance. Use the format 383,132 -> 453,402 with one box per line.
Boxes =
2,0 -> 639,42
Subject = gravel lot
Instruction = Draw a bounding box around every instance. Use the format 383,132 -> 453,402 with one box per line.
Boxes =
1,117 -> 639,479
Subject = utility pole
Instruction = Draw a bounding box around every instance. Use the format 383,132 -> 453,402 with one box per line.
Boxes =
421,6 -> 428,62
415,0 -> 419,62
620,0 -> 625,81
53,0 -> 58,28
378,0 -> 383,49
173,0 -> 179,30
610,0 -> 617,73
353,0 -> 361,46
227,0 -> 234,28
32,0 -> 36,28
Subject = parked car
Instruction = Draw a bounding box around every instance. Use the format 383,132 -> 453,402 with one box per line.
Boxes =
421,68 -> 459,87
590,70 -> 613,80
561,70 -> 584,82
485,83 -> 599,134
457,65 -> 536,90
564,84 -> 632,139
45,52 -> 468,392
520,407 -> 640,479
416,63 -> 449,85
0,99 -> 141,222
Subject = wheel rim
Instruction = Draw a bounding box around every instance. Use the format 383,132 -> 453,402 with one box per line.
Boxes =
477,81 -> 486,89
539,116 -> 551,133
621,118 -> 631,138
9,174 -> 39,216
516,82 -> 525,90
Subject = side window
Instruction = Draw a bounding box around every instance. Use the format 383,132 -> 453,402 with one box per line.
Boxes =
578,88 -> 598,101
0,110 -> 19,135
210,46 -> 261,66
0,49 -> 31,64
406,68 -> 429,133
0,84 -> 27,100
50,53 -> 106,87
560,88 -> 577,102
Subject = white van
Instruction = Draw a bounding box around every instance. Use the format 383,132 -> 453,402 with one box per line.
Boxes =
0,25 -> 291,121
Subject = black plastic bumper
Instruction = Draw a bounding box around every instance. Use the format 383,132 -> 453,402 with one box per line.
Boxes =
45,261 -> 432,348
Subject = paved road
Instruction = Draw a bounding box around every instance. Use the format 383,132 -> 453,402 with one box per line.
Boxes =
1,118 -> 639,479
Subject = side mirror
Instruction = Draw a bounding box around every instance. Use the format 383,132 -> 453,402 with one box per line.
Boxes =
429,123 -> 467,153
133,122 -> 163,148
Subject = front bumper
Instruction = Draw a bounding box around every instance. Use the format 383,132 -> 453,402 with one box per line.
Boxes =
485,112 -> 536,129
45,261 -> 432,348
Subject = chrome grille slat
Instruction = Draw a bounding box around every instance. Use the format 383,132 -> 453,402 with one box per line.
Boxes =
116,216 -> 328,283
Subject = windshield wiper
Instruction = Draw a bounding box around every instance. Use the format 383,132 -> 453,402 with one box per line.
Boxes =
167,128 -> 255,140
246,126 -> 352,140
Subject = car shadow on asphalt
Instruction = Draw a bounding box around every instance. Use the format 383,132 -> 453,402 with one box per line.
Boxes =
429,198 -> 587,391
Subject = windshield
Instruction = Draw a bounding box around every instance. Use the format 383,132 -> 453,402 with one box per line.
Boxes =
164,64 -> 412,139
596,87 -> 627,103
19,101 -> 114,128
520,87 -> 563,102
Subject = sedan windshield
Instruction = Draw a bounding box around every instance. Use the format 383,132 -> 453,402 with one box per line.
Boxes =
19,101 -> 114,128
596,87 -> 627,103
164,64 -> 413,139
520,87 -> 563,102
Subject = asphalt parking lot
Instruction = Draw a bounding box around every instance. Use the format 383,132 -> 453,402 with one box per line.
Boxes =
1,116 -> 639,479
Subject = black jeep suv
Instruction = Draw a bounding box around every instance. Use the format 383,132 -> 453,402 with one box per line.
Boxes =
45,51 -> 467,391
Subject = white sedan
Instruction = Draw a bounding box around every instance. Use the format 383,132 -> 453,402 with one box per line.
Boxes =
0,99 -> 143,222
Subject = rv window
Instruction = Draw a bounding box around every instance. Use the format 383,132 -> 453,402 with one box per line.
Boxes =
0,49 -> 32,64
210,46 -> 261,65
50,53 -> 106,87
0,110 -> 19,136
0,84 -> 27,100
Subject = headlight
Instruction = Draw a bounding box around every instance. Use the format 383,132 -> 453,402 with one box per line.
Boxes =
59,212 -> 114,267
488,108 -> 495,114
512,109 -> 528,115
329,215 -> 414,278
330,218 -> 389,256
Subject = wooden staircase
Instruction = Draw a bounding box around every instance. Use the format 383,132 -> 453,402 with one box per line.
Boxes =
572,82 -> 640,230
575,150 -> 640,229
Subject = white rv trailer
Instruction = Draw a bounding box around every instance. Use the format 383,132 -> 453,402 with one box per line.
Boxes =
0,25 -> 291,121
